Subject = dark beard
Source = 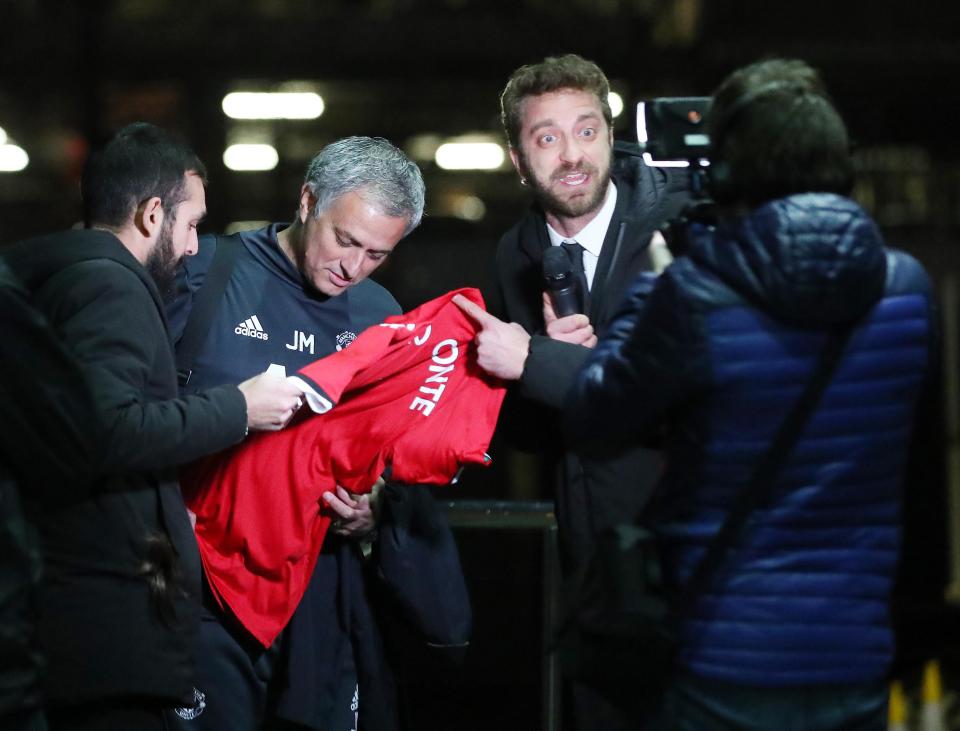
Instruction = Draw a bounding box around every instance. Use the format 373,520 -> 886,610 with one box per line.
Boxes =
522,156 -> 610,220
145,220 -> 178,298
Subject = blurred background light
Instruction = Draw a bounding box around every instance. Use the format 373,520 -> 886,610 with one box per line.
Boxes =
608,91 -> 624,118
453,195 -> 486,221
435,141 -> 505,171
0,144 -> 29,172
0,126 -> 7,145
406,133 -> 442,162
223,144 -> 279,171
222,92 -> 324,120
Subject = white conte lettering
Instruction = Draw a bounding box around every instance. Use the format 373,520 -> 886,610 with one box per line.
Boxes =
410,396 -> 436,416
408,339 -> 461,416
432,339 -> 458,365
414,325 -> 432,346
425,363 -> 454,383
418,383 -> 446,400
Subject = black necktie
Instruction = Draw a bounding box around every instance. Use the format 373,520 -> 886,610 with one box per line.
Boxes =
561,241 -> 590,313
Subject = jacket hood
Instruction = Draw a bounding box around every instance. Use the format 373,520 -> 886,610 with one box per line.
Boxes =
5,229 -> 140,282
2,228 -> 165,316
688,193 -> 888,325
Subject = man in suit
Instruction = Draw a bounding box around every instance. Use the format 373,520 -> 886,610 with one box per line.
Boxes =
456,54 -> 688,730
2,122 -> 303,731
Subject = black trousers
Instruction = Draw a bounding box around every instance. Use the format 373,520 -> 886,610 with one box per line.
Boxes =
162,583 -> 357,731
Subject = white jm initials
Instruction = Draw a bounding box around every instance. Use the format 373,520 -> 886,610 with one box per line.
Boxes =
285,330 -> 315,354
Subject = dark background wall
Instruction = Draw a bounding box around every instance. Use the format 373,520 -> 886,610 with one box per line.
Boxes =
2,1 -> 957,256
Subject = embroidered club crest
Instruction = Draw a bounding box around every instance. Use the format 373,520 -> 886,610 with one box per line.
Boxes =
173,687 -> 207,720
336,330 -> 357,351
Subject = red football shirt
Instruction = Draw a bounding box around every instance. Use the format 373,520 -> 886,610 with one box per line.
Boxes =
181,288 -> 505,647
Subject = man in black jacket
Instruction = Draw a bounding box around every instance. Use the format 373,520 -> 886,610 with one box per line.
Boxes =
1,123 -> 303,731
0,259 -> 100,731
457,53 -> 687,730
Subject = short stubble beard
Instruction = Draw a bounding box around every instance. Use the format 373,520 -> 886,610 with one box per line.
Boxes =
145,216 -> 178,298
520,151 -> 610,221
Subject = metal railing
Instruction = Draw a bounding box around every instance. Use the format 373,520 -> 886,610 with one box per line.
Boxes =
443,500 -> 561,731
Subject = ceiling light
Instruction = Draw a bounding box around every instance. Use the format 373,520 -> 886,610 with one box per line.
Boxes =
435,142 -> 505,171
223,144 -> 279,171
0,144 -> 29,172
222,92 -> 324,120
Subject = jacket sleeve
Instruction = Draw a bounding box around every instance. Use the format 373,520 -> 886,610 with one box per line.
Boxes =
518,337 -> 591,408
0,263 -> 102,503
563,266 -> 708,450
39,260 -> 247,474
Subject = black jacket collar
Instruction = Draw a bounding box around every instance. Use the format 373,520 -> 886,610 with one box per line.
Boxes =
3,228 -> 165,317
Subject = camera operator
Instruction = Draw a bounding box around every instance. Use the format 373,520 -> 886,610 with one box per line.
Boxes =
562,58 -> 936,730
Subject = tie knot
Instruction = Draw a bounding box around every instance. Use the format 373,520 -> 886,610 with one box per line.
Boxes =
561,241 -> 585,272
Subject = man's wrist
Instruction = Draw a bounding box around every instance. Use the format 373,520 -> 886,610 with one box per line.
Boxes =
517,335 -> 533,382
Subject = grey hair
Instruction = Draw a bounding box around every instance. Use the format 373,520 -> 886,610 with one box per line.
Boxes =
303,136 -> 425,235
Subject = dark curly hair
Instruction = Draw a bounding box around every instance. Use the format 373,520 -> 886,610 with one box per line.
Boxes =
81,122 -> 207,229
500,54 -> 613,150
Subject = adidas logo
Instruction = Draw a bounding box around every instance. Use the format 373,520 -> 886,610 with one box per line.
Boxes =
235,315 -> 269,341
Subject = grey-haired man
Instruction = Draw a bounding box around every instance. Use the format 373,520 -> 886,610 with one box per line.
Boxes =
165,136 -> 426,731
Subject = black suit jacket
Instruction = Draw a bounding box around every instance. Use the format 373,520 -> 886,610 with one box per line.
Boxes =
492,152 -> 688,572
2,229 -> 247,706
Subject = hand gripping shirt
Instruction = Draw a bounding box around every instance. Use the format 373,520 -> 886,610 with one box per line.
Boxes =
181,288 -> 505,647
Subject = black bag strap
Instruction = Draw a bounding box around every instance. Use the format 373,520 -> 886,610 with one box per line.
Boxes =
176,234 -> 242,387
671,325 -> 854,618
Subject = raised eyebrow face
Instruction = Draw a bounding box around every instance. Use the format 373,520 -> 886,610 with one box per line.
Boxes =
527,111 -> 605,139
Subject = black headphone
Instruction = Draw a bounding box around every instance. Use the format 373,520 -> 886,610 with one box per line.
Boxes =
707,80 -> 812,204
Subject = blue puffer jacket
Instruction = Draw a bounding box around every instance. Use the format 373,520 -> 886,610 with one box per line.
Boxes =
565,193 -> 935,686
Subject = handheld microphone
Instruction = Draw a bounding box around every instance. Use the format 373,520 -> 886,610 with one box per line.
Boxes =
543,246 -> 581,317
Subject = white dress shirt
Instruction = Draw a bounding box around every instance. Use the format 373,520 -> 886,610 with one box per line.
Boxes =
545,181 -> 617,291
